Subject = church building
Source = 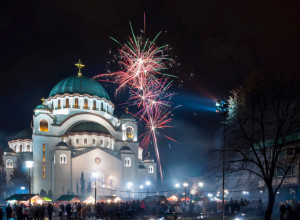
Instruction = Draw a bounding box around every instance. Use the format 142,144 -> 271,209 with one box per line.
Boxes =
3,60 -> 157,199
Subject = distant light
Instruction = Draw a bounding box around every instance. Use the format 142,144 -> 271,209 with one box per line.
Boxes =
140,185 -> 144,189
92,171 -> 98,178
146,181 -> 151,186
260,190 -> 263,194
277,191 -> 279,194
102,184 -> 106,188
25,161 -> 34,168
235,218 -> 240,220
208,193 -> 213,198
20,187 -> 25,190
198,182 -> 204,187
183,182 -> 188,187
175,183 -> 180,188
127,182 -> 133,189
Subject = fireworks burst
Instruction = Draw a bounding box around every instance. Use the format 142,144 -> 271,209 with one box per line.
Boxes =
94,21 -> 177,183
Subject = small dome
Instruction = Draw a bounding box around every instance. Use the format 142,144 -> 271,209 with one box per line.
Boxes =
120,146 -> 132,152
144,152 -> 154,162
120,113 -> 134,120
56,142 -> 68,148
68,122 -> 110,135
5,148 -> 16,153
35,104 -> 50,110
120,107 -> 135,120
11,128 -> 32,140
49,76 -> 110,100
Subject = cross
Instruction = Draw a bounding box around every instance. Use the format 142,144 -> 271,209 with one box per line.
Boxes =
75,59 -> 85,77
41,97 -> 45,105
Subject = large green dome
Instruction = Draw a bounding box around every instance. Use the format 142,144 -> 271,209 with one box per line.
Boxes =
49,76 -> 110,100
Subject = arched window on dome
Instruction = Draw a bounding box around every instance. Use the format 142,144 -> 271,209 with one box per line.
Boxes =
19,145 -> 23,152
60,154 -> 67,164
93,100 -> 96,110
148,165 -> 154,174
124,157 -> 131,167
107,140 -> 110,148
84,99 -> 88,109
92,139 -> 96,146
40,120 -> 49,132
6,159 -> 13,168
58,100 -> 61,109
27,144 -> 30,152
76,139 -> 79,146
126,127 -> 134,139
84,138 -> 87,146
66,98 -> 69,108
69,139 -> 72,146
100,139 -> 104,147
101,102 -> 104,111
75,98 -> 79,108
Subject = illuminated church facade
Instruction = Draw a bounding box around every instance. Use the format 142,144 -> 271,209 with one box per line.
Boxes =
3,61 -> 157,199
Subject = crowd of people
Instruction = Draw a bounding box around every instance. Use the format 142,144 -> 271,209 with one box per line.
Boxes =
1,197 -> 300,219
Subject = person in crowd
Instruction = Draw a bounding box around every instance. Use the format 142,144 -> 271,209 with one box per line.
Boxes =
65,203 -> 72,220
47,204 -> 53,220
0,206 -> 4,220
280,203 -> 286,220
5,205 -> 13,220
59,203 -> 64,220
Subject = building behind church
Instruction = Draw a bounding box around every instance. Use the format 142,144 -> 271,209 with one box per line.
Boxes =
2,61 -> 157,199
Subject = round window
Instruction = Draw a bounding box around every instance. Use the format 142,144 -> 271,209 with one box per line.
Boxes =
95,157 -> 101,164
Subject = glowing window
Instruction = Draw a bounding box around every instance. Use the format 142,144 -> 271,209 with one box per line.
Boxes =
126,127 -> 134,139
58,100 -> 61,109
138,147 -> 143,160
6,159 -> 13,168
107,177 -> 116,187
60,154 -> 67,164
66,98 -> 69,108
84,99 -> 88,109
27,145 -> 30,152
40,120 -> 48,132
84,138 -> 87,146
76,139 -> 79,146
148,165 -> 154,174
124,157 -> 131,167
93,100 -> 96,110
93,139 -> 96,146
75,98 -> 79,108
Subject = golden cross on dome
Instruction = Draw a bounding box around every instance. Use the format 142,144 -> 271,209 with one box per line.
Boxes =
75,59 -> 85,77
41,97 -> 45,105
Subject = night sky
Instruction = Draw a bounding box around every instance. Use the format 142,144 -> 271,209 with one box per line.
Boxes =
1,0 -> 300,185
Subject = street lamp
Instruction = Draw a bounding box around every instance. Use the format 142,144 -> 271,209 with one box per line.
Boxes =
198,182 -> 204,188
146,181 -> 151,196
216,99 -> 228,220
25,161 -> 33,205
183,182 -> 189,203
92,171 -> 98,205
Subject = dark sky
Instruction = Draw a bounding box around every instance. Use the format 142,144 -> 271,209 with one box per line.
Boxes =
1,0 -> 300,185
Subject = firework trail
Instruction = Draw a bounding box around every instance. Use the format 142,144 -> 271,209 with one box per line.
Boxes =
94,21 -> 177,183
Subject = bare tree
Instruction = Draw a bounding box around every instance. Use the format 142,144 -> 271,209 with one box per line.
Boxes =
226,72 -> 300,220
